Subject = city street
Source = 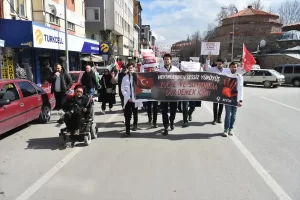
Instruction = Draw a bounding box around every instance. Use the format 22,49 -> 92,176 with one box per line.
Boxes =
0,86 -> 299,200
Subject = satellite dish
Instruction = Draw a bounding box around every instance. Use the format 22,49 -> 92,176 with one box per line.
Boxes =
260,39 -> 266,48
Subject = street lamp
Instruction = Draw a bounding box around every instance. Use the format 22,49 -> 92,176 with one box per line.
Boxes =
64,0 -> 69,72
231,7 -> 238,61
222,6 -> 238,61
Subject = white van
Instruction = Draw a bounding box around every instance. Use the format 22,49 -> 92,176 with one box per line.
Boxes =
243,69 -> 285,88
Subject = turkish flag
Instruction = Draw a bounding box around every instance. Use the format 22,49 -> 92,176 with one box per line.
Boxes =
243,44 -> 256,72
137,75 -> 154,89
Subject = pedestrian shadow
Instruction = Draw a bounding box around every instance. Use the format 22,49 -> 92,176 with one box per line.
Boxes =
94,109 -> 123,115
25,137 -> 66,151
97,129 -> 223,141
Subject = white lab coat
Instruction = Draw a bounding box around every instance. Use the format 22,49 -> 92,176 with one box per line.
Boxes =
205,59 -> 245,75
121,73 -> 143,109
159,65 -> 180,72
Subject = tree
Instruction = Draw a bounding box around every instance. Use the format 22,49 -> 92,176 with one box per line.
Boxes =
278,0 -> 300,25
215,4 -> 238,26
248,0 -> 264,10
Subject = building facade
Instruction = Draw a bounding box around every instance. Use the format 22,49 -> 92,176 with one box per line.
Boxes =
85,0 -> 135,60
0,0 -> 100,84
134,0 -> 142,56
141,25 -> 151,49
208,6 -> 282,61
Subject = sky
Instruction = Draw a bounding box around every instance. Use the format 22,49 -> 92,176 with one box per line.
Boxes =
139,0 -> 286,47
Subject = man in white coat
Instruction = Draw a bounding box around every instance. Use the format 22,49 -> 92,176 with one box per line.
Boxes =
121,63 -> 143,137
159,54 -> 180,136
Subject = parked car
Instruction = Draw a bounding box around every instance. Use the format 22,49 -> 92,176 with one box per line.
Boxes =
66,71 -> 84,98
243,69 -> 285,88
273,64 -> 300,87
0,79 -> 56,135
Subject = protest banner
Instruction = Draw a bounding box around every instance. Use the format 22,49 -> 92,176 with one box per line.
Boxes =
201,42 -> 220,55
141,49 -> 157,72
180,61 -> 201,72
135,72 -> 238,106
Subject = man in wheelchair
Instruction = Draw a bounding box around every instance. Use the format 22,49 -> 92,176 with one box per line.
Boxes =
62,84 -> 93,135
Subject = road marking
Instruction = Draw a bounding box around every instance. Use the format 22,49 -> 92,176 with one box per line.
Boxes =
203,103 -> 292,200
261,97 -> 300,112
16,113 -> 119,200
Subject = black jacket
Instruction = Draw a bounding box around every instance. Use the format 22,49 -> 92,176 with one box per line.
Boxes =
62,95 -> 92,115
49,70 -> 72,94
81,71 -> 97,89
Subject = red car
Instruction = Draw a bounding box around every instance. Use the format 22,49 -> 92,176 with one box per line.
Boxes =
66,71 -> 84,98
0,79 -> 56,135
42,71 -> 84,98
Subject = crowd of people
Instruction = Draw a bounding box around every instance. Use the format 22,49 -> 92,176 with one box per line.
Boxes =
48,53 -> 244,139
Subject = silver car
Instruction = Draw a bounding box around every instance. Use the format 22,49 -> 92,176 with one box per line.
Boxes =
243,69 -> 285,88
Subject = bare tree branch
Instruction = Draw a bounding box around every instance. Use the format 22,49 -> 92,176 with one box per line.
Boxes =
215,4 -> 238,26
278,0 -> 300,25
248,0 -> 264,10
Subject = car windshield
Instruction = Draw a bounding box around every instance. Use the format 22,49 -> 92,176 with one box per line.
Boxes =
270,70 -> 282,76
70,73 -> 79,83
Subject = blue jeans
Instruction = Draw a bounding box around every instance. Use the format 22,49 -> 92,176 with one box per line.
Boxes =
224,105 -> 237,130
87,88 -> 95,98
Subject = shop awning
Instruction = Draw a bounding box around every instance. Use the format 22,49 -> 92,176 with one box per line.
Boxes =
0,39 -> 4,47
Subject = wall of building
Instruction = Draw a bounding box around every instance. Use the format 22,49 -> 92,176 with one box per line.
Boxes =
210,15 -> 283,61
256,54 -> 300,68
3,0 -> 33,20
32,0 -> 85,37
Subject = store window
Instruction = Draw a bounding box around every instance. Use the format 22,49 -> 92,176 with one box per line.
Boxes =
38,49 -> 54,84
13,48 -> 34,82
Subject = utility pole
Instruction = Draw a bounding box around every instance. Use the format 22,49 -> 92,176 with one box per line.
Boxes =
231,18 -> 235,62
64,0 -> 69,72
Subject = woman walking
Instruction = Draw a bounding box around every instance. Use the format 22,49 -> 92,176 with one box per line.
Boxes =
98,69 -> 116,114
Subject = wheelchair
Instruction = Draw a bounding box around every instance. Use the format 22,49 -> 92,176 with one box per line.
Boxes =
58,100 -> 98,147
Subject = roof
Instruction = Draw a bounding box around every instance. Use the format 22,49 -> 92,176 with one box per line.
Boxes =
278,30 -> 300,40
282,23 -> 300,28
226,6 -> 279,19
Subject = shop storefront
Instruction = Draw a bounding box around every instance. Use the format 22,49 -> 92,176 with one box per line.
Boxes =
0,19 -> 100,84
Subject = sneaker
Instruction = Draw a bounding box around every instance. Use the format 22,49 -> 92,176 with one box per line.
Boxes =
109,108 -> 112,111
170,124 -> 174,130
212,120 -> 217,125
222,129 -> 228,137
188,115 -> 192,121
148,120 -> 152,125
57,118 -> 64,124
217,118 -> 222,123
132,125 -> 137,131
152,123 -> 158,128
101,110 -> 106,115
228,129 -> 233,136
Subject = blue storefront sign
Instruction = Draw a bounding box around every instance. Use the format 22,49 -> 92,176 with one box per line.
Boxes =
0,19 -> 100,54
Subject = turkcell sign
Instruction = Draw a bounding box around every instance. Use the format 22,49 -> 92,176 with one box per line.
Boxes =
32,23 -> 99,54
44,34 -> 64,44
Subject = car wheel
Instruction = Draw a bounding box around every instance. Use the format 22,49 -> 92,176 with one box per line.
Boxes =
38,104 -> 51,123
292,79 -> 300,87
263,81 -> 272,88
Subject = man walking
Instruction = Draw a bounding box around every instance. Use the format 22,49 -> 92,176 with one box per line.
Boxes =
118,66 -> 127,108
49,64 -> 72,123
223,62 -> 244,137
159,54 -> 180,135
81,65 -> 97,98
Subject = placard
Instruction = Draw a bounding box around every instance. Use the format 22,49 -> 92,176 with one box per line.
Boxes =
201,42 -> 220,55
180,61 -> 201,72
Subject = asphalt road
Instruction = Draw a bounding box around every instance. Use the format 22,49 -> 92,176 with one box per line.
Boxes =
0,85 -> 299,200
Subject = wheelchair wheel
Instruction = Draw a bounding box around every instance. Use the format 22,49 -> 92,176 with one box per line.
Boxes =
90,123 -> 97,139
84,132 -> 91,146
